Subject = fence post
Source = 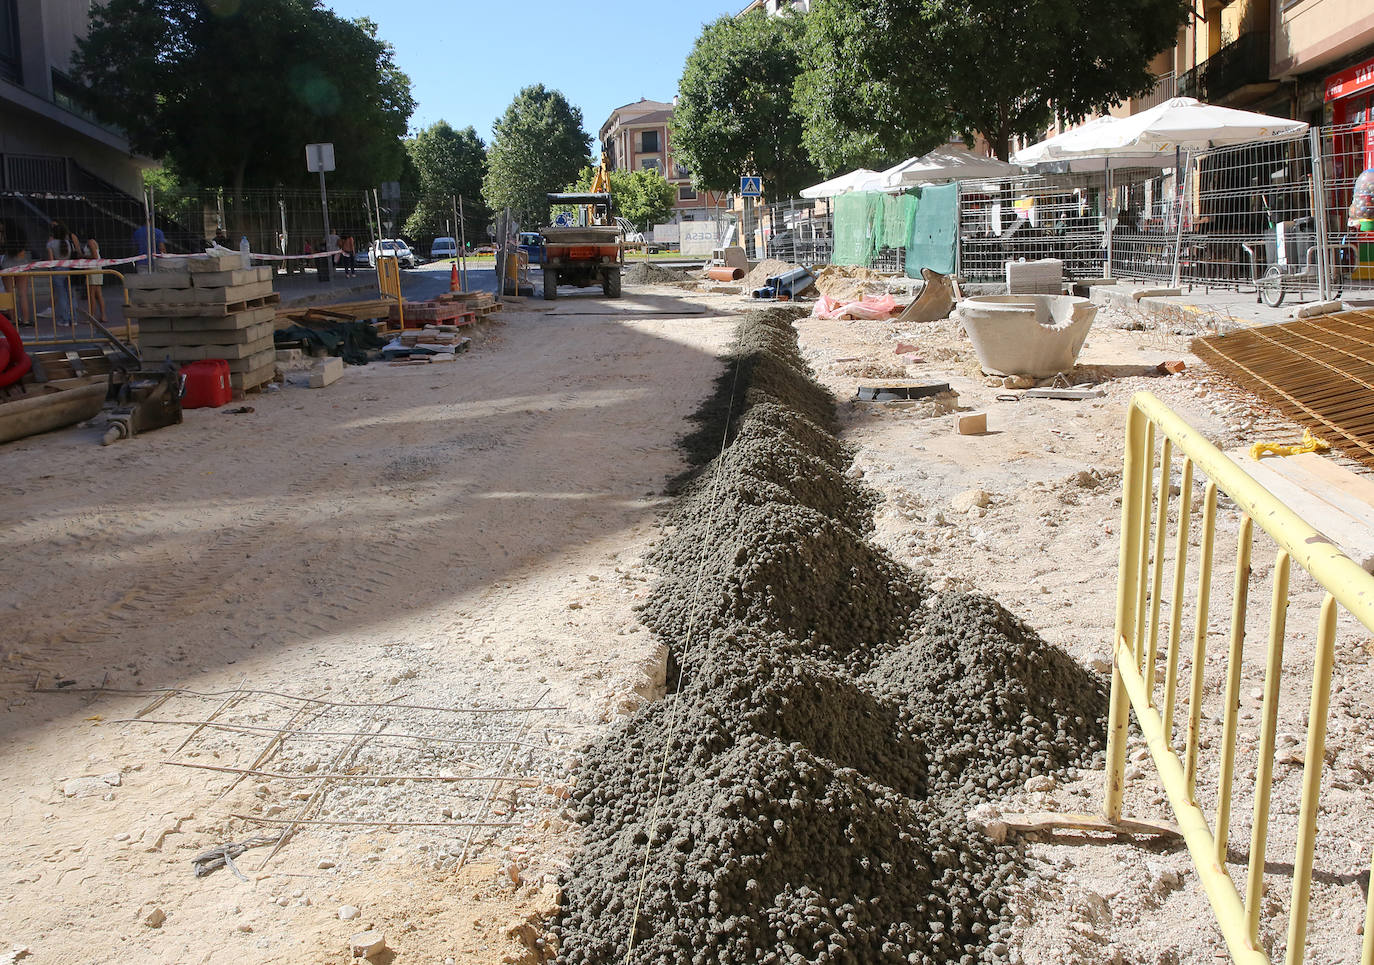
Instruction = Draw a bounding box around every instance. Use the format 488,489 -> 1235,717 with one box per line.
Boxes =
1170,152 -> 1190,290
1309,127 -> 1330,303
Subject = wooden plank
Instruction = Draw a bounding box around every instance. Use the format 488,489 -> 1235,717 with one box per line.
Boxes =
124,293 -> 279,318
1226,448 -> 1374,572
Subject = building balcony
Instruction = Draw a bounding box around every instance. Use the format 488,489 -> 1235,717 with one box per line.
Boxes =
1178,31 -> 1275,105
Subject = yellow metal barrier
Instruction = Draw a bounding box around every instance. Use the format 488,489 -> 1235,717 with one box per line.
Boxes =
1089,391 -> 1374,964
376,255 -> 403,329
5,268 -> 135,349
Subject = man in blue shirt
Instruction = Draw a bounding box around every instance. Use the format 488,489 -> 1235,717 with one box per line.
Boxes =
132,224 -> 166,272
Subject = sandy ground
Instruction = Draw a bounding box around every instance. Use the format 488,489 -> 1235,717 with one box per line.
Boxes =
0,292 -> 733,964
4,277 -> 1374,964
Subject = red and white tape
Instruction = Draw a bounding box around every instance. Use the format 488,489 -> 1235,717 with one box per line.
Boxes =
0,248 -> 346,275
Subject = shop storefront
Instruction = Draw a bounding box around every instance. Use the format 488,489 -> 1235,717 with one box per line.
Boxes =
1326,55 -> 1374,277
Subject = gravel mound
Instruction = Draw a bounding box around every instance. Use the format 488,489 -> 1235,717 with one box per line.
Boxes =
624,261 -> 692,285
554,309 -> 1106,964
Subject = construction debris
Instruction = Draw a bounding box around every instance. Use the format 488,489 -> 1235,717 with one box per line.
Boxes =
130,253 -> 281,392
897,268 -> 960,323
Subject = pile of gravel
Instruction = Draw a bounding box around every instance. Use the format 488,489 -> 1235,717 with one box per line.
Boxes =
624,261 -> 692,286
554,309 -> 1106,964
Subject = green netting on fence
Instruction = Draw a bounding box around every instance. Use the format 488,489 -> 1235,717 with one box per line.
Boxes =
831,191 -> 885,267
882,193 -> 918,250
906,182 -> 958,277
833,189 -> 944,274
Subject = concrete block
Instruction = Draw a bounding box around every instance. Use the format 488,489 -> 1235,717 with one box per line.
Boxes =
955,411 -> 987,435
275,348 -> 305,365
308,356 -> 344,388
1131,287 -> 1182,300
1295,300 -> 1343,318
123,271 -> 192,290
189,252 -> 244,272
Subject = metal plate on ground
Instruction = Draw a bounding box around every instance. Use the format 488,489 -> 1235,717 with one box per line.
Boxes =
856,383 -> 950,402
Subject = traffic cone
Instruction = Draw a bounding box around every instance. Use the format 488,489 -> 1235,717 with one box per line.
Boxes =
449,260 -> 460,292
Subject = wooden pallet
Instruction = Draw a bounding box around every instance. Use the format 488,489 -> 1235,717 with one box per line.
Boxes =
140,334 -> 274,362
125,292 -> 280,318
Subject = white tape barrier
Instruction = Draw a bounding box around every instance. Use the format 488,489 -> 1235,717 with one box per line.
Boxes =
0,248 -> 345,275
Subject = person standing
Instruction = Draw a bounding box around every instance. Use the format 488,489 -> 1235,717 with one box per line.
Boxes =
340,233 -> 356,277
84,235 -> 107,323
45,222 -> 75,327
132,222 -> 166,272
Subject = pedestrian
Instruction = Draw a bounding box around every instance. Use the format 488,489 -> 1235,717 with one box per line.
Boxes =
340,233 -> 356,277
212,227 -> 231,250
45,222 -> 75,328
132,221 -> 167,272
84,235 -> 107,323
1,232 -> 33,327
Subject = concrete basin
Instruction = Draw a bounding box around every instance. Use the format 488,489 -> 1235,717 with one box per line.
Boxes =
957,294 -> 1098,378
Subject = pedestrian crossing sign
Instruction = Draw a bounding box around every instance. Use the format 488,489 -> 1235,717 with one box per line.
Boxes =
740,176 -> 763,197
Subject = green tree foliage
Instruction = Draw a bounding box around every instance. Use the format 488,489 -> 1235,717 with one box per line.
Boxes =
73,0 -> 415,197
797,0 -> 1190,165
483,85 -> 591,227
567,166 -> 677,231
672,12 -> 817,200
402,122 -> 489,245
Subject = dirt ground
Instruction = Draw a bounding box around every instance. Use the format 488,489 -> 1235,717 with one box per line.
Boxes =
3,281 -> 1373,964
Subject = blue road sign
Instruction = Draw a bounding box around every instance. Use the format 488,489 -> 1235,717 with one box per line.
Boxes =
740,176 -> 763,197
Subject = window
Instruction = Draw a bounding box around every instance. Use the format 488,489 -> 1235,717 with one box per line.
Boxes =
640,157 -> 662,172
679,186 -> 697,201
0,0 -> 20,86
640,130 -> 659,152
674,163 -> 690,180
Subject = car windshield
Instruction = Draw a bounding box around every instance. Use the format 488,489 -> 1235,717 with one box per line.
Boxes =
380,242 -> 399,251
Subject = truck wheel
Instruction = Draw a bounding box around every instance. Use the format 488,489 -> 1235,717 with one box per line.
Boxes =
603,268 -> 622,299
543,268 -> 558,301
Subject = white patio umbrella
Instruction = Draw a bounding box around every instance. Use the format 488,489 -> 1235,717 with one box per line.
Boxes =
1013,99 -> 1308,282
882,145 -> 1024,188
798,168 -> 881,199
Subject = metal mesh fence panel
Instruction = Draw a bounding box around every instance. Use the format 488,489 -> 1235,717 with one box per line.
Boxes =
1318,122 -> 1374,297
756,199 -> 833,266
958,177 -> 1106,282
0,186 -> 436,267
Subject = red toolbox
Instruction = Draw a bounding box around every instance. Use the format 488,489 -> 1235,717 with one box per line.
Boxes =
181,359 -> 232,408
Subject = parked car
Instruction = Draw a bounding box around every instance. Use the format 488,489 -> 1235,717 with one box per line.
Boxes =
369,238 -> 417,268
430,236 -> 457,260
516,231 -> 545,265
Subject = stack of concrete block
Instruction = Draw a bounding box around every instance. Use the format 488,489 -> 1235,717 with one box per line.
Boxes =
1005,258 -> 1064,295
125,253 -> 282,392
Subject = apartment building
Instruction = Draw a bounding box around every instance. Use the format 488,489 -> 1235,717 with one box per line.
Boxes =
0,0 -> 145,195
598,98 -> 726,225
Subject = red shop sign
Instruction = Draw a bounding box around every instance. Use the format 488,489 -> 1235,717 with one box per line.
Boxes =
1326,56 -> 1374,101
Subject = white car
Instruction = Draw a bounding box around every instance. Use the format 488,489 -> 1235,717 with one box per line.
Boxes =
430,236 -> 457,259
369,239 -> 417,268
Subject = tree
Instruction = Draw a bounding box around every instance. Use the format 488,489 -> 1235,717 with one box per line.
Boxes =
671,12 -> 818,200
483,85 -> 591,227
73,0 -> 415,201
566,166 -> 677,232
796,0 -> 1190,164
402,122 -> 489,245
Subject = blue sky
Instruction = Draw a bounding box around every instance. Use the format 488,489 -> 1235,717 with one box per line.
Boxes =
323,1 -> 743,152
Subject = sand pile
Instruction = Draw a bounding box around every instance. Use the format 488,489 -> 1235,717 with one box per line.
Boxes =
623,261 -> 692,286
813,264 -> 897,302
553,309 -> 1106,965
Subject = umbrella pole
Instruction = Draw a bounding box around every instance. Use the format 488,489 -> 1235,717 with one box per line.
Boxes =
1170,149 -> 1189,289
1105,158 -> 1113,279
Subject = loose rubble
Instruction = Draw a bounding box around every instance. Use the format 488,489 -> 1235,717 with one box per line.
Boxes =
554,308 -> 1107,964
